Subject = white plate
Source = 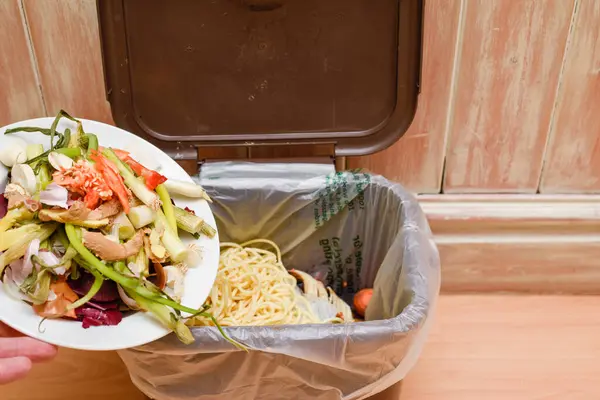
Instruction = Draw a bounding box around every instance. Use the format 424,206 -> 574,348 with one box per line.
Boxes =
0,117 -> 219,351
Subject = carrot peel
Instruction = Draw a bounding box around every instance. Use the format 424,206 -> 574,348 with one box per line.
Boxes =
89,151 -> 131,214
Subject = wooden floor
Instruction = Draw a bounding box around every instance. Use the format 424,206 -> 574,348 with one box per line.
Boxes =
2,295 -> 599,400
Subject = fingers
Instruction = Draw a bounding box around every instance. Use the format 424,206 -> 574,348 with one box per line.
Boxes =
0,357 -> 32,385
0,337 -> 57,362
0,323 -> 21,338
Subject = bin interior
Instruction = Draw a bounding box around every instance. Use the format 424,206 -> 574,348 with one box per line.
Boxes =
200,163 -> 416,318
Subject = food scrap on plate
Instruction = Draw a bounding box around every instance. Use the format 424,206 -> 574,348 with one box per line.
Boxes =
0,110 -> 230,346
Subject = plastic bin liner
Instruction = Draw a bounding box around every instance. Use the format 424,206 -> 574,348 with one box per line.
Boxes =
118,161 -> 441,400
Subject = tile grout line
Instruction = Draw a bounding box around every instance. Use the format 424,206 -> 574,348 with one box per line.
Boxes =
17,0 -> 47,116
439,0 -> 468,194
536,0 -> 580,194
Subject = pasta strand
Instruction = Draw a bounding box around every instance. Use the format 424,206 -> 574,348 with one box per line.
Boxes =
193,239 -> 325,326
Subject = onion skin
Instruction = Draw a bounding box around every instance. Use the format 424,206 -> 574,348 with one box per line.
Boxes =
117,284 -> 140,310
0,136 -> 27,167
153,262 -> 167,290
353,288 -> 373,318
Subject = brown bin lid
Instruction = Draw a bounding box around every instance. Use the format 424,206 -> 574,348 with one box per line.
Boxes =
97,0 -> 423,161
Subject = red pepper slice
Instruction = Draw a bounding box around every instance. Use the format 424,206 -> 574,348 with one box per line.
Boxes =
83,190 -> 101,210
109,148 -> 167,191
126,158 -> 166,191
89,151 -> 130,214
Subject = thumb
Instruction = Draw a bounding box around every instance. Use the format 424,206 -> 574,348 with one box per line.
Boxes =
0,337 -> 57,362
0,322 -> 20,338
0,357 -> 32,385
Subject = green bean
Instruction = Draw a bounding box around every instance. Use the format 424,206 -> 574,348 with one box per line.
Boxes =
4,127 -> 52,135
86,134 -> 98,152
64,224 -> 199,314
49,109 -> 79,149
156,184 -> 178,234
54,147 -> 81,159
125,288 -> 195,345
67,272 -> 104,310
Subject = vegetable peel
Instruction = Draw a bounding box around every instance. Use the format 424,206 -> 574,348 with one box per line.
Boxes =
89,150 -> 130,214
102,148 -> 161,211
38,207 -> 110,229
82,229 -> 144,261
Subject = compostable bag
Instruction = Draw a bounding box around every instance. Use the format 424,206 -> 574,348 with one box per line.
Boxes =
118,161 -> 441,400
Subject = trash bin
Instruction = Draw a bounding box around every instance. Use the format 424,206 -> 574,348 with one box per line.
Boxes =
97,0 -> 437,398
117,161 -> 440,400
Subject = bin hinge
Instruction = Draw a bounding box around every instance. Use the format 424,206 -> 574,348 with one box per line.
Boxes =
199,143 -> 341,166
171,144 -> 345,175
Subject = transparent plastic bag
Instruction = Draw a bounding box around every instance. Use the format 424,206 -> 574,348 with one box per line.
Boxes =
118,161 -> 440,400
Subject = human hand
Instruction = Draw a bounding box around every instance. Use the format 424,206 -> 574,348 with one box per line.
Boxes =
0,322 -> 57,385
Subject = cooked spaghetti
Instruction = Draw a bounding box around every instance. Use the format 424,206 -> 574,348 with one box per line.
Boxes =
192,239 -> 326,326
